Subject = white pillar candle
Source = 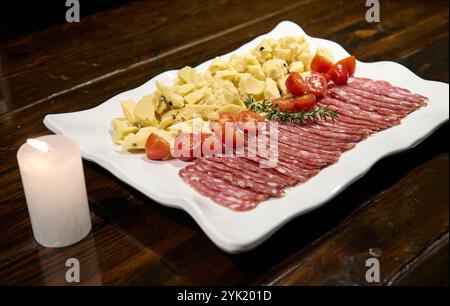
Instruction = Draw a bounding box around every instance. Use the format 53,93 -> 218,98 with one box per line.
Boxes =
17,135 -> 91,248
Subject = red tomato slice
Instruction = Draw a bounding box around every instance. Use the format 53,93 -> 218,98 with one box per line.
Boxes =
328,63 -> 349,85
304,73 -> 328,96
272,94 -> 317,112
173,133 -> 201,162
311,54 -> 335,74
145,133 -> 171,160
336,55 -> 356,76
237,111 -> 264,134
285,72 -> 308,96
200,133 -> 222,156
272,96 -> 297,113
293,93 -> 317,111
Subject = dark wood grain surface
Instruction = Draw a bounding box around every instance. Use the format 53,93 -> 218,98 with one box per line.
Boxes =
0,0 -> 448,285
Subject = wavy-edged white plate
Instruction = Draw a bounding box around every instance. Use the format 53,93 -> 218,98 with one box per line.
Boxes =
44,21 -> 449,253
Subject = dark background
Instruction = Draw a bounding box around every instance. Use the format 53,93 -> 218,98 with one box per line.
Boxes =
0,0 -> 138,41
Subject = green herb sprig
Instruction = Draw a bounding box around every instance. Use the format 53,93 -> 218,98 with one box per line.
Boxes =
244,96 -> 338,125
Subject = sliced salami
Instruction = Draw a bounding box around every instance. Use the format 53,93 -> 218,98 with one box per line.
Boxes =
194,160 -> 284,197
262,129 -> 346,154
338,85 -> 421,109
316,120 -> 372,136
179,76 -> 428,212
318,98 -> 399,126
199,158 -> 286,189
246,138 -> 334,167
243,156 -> 311,182
179,167 -> 266,203
328,87 -> 410,116
347,78 -> 428,104
206,157 -> 297,187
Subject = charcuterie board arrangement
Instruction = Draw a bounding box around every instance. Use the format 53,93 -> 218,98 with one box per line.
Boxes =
44,21 -> 449,252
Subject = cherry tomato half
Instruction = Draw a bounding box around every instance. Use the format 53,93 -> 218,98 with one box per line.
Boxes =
237,111 -> 264,134
285,72 -> 308,96
210,114 -> 244,152
328,63 -> 349,85
304,73 -> 328,96
173,133 -> 201,162
311,54 -> 335,74
200,133 -> 222,156
272,93 -> 317,112
272,96 -> 297,113
145,133 -> 171,160
292,93 -> 317,111
336,55 -> 356,77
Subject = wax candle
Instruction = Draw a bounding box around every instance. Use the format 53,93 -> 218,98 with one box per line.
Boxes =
17,135 -> 91,248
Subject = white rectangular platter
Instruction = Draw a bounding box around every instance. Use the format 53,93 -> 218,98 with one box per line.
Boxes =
44,21 -> 449,253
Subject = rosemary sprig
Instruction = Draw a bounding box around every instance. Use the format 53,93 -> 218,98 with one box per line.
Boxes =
244,96 -> 338,125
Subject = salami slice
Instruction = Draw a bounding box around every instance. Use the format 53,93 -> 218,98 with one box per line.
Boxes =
268,128 -> 356,152
205,157 -> 297,186
316,120 -> 372,136
328,88 -> 410,116
194,160 -> 284,197
279,124 -> 361,144
318,98 -> 399,126
347,78 -> 428,104
262,129 -> 345,155
338,85 -> 421,109
199,158 -> 286,188
246,138 -> 335,167
179,76 -> 428,212
180,166 -> 267,200
243,156 -> 310,182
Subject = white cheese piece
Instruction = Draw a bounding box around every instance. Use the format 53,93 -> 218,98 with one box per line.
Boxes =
264,78 -> 280,100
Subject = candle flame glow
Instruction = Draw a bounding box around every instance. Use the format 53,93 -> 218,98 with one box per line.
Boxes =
27,139 -> 49,153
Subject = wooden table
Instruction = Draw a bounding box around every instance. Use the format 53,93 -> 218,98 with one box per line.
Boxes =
0,0 -> 448,285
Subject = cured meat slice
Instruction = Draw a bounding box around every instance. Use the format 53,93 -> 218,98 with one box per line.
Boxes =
328,87 -> 410,116
347,78 -> 427,104
270,127 -> 356,151
179,167 -> 264,211
279,124 -> 361,144
246,138 -> 335,167
318,98 -> 399,126
261,129 -> 345,155
199,158 -> 286,189
261,134 -> 341,159
195,159 -> 284,197
205,157 -> 297,187
214,157 -> 297,186
316,120 -> 372,135
243,155 -> 311,182
330,110 -> 388,131
296,124 -> 366,142
354,77 -> 428,101
337,85 -> 420,109
319,116 -> 380,131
